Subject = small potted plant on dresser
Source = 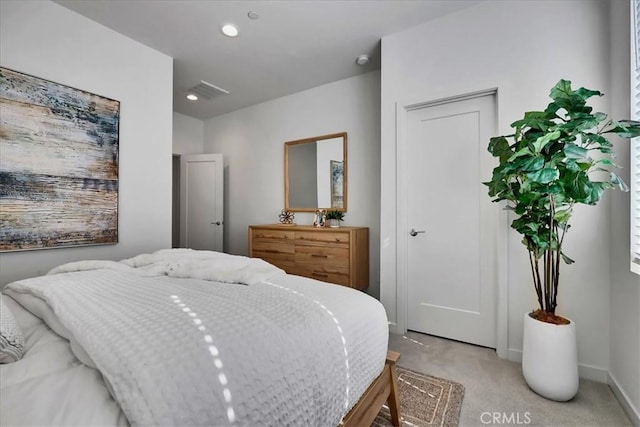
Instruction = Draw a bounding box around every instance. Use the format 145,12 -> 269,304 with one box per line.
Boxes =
324,210 -> 345,228
484,79 -> 639,401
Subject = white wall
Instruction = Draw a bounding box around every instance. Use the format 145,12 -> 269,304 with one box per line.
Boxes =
173,112 -> 204,154
203,71 -> 382,297
608,1 -> 640,422
381,0 -> 614,380
0,0 -> 173,286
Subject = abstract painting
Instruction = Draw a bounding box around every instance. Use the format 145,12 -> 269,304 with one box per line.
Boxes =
0,67 -> 120,252
330,160 -> 344,209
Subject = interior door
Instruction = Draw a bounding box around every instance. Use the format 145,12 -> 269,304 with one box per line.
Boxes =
180,154 -> 224,251
406,93 -> 497,348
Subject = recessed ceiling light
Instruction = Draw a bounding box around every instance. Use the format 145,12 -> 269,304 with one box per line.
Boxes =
221,24 -> 239,37
356,55 -> 370,66
247,11 -> 259,20
186,94 -> 198,101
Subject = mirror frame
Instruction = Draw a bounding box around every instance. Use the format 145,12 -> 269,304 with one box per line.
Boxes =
284,132 -> 347,212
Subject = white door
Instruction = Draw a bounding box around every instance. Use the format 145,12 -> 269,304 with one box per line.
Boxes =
180,154 -> 224,251
406,94 -> 497,348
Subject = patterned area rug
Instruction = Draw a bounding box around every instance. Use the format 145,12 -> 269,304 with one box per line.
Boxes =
372,366 -> 465,427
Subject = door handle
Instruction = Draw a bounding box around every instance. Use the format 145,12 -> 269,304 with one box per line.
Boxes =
410,228 -> 426,237
211,221 -> 222,226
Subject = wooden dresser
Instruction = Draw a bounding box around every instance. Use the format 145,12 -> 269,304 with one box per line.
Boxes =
248,224 -> 369,290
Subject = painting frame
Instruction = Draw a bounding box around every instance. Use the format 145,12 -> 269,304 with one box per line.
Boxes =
0,67 -> 120,252
330,160 -> 344,209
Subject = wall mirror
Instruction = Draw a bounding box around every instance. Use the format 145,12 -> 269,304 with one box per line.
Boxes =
284,132 -> 347,212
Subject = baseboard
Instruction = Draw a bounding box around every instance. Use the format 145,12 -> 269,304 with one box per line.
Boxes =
507,349 -> 608,383
608,372 -> 640,426
388,321 -> 404,335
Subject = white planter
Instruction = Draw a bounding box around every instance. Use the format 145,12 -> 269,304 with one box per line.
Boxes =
522,312 -> 579,401
328,219 -> 340,228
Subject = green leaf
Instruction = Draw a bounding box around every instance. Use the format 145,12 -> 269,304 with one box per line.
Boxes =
487,136 -> 512,159
553,208 -> 572,224
510,111 -> 554,132
519,157 -> 545,172
589,181 -> 608,204
583,132 -> 609,147
550,79 -> 573,100
574,87 -> 602,100
507,147 -> 534,162
527,168 -> 559,184
578,161 -> 592,171
558,223 -> 571,231
611,172 -> 629,192
563,159 -> 583,172
594,158 -> 619,168
485,178 -> 509,198
607,120 -> 640,138
517,191 -> 541,204
562,170 -> 594,202
575,116 -> 602,132
561,252 -> 575,264
530,234 -> 551,252
514,203 -> 527,215
544,101 -> 561,116
547,183 -> 565,195
563,143 -> 588,160
532,130 -> 561,153
596,145 -> 613,154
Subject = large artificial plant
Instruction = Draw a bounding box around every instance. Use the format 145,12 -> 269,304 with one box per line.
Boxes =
485,80 -> 639,323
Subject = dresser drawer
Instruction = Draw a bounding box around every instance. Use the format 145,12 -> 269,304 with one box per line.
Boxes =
261,258 -> 295,271
295,231 -> 349,247
294,264 -> 350,286
251,241 -> 294,261
251,229 -> 295,242
295,245 -> 349,267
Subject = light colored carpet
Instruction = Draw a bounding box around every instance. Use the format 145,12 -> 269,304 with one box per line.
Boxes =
373,366 -> 464,426
388,332 -> 632,427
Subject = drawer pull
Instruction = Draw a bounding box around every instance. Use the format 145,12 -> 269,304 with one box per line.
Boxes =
263,249 -> 280,253
256,233 -> 290,240
312,273 -> 329,278
311,254 -> 328,258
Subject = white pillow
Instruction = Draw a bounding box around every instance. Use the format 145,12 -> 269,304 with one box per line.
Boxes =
0,294 -> 25,363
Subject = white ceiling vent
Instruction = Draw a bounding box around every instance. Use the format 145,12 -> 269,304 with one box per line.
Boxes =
187,80 -> 230,100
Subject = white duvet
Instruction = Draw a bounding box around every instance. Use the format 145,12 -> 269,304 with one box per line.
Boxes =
3,249 -> 388,427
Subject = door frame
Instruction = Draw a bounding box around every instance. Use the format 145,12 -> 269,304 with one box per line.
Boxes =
395,88 -> 509,358
172,154 -> 181,248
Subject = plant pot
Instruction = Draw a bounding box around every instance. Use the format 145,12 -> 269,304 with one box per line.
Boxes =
328,219 -> 340,228
522,312 -> 578,401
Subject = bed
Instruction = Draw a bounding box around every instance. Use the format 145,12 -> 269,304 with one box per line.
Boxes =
0,249 -> 400,426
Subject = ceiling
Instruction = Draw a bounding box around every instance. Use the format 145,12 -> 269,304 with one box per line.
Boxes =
55,0 -> 480,120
